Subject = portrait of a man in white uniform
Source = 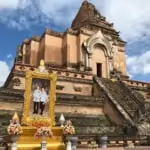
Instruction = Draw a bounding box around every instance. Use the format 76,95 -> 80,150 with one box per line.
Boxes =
31,78 -> 50,117
40,88 -> 48,115
33,85 -> 41,114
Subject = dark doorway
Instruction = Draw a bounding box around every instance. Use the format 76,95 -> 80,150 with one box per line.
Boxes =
97,63 -> 102,77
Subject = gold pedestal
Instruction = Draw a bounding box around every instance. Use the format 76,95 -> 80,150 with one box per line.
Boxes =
17,127 -> 65,150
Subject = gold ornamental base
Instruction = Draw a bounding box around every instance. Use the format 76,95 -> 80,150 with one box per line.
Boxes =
16,127 -> 65,150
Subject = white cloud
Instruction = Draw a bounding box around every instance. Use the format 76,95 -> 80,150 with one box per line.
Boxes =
0,0 -> 31,9
7,54 -> 12,59
126,50 -> 150,77
0,0 -> 150,42
0,0 -> 19,9
100,0 -> 150,42
0,61 -> 10,86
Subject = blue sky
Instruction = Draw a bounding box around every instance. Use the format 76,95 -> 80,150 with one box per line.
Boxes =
0,0 -> 150,85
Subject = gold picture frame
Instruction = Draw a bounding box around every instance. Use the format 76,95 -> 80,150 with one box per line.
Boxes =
21,71 -> 57,127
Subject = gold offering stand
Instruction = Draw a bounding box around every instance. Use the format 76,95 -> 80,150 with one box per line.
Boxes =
16,69 -> 65,150
17,126 -> 65,150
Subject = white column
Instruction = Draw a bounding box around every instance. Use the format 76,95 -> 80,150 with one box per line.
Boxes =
41,136 -> 47,150
41,142 -> 47,150
11,142 -> 17,150
66,141 -> 72,150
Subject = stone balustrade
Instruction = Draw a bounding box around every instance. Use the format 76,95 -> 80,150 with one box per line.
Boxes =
14,64 -> 93,80
123,79 -> 149,89
77,135 -> 144,149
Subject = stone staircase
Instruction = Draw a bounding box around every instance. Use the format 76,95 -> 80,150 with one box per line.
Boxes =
93,76 -> 146,126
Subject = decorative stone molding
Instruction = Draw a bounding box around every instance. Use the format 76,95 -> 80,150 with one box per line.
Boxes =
45,28 -> 64,38
66,28 -> 78,35
73,85 -> 82,92
29,67 -> 35,71
74,74 -> 77,77
23,39 -> 30,44
84,67 -> 92,71
12,69 -> 93,84
48,70 -> 53,73
15,63 -> 93,76
56,84 -> 65,90
81,74 -> 85,78
58,76 -> 93,84
66,72 -> 70,76
31,36 -> 41,42
65,63 -> 77,69
12,78 -> 21,87
19,66 -> 25,70
57,71 -> 61,75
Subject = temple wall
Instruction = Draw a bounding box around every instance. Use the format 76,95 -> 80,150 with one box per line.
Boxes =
0,101 -> 103,117
45,34 -> 63,65
30,40 -> 39,66
22,43 -> 27,64
55,105 -> 103,115
114,48 -> 127,75
23,43 -> 30,64
0,101 -> 23,112
19,29 -> 128,78
62,36 -> 67,65
104,99 -> 124,125
56,81 -> 92,95
78,33 -> 89,62
11,76 -> 92,96
66,34 -> 78,64
93,83 -> 124,124
38,36 -> 45,65
93,83 -> 101,97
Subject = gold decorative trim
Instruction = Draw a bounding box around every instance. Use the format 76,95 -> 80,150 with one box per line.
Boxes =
21,71 -> 57,127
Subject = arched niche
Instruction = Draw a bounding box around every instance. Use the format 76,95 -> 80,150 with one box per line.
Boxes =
92,43 -> 108,77
83,30 -> 113,78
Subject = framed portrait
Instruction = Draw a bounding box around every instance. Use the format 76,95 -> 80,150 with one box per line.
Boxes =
22,71 -> 57,127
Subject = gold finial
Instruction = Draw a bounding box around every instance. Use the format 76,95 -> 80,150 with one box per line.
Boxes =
12,112 -> 19,120
40,59 -> 45,66
39,59 -> 46,72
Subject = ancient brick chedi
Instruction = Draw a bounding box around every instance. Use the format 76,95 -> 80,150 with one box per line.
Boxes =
1,0 -> 150,139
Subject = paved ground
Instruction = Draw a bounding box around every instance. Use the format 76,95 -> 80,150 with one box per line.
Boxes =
78,148 -> 124,150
